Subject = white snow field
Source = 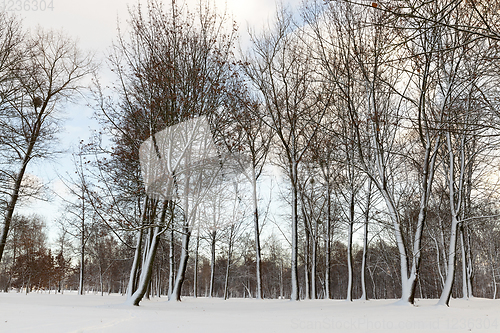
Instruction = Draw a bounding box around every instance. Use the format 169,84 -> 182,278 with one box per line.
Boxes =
1,292 -> 499,333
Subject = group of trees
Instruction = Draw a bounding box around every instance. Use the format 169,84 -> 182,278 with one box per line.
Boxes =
3,0 -> 500,308
0,214 -> 131,295
0,215 -> 63,293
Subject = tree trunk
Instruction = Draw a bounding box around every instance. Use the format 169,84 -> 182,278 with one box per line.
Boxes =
466,228 -> 474,298
168,226 -> 175,299
78,195 -> 85,296
311,225 -> 317,300
209,230 -> 216,298
251,171 -> 263,299
224,225 -> 234,300
360,179 -> 371,301
170,218 -> 191,301
280,259 -> 284,299
193,229 -> 200,298
304,208 -> 310,300
325,179 -> 331,299
126,200 -> 167,306
0,104 -> 45,264
99,263 -> 104,297
460,224 -> 469,299
438,215 -> 459,306
488,250 -> 497,299
347,192 -> 354,302
0,166 -> 27,264
126,226 -> 162,306
127,228 -> 143,298
126,197 -> 149,298
438,133 -> 463,307
170,156 -> 193,302
290,159 -> 299,301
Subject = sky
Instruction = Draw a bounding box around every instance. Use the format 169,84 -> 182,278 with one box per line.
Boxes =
14,0 -> 302,240
20,0 -> 301,52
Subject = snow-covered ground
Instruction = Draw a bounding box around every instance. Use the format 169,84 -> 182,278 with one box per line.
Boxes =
1,292 -> 499,332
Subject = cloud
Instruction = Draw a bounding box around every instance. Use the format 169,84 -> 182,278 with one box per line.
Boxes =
52,178 -> 71,199
21,0 -> 303,53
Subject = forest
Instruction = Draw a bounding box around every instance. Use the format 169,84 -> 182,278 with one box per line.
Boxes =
1,0 -> 500,308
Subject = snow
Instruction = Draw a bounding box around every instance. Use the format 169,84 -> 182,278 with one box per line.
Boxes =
1,292 -> 499,332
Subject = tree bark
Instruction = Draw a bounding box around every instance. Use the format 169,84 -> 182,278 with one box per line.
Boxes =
126,197 -> 148,298
168,226 -> 175,299
251,170 -> 263,299
325,178 -> 331,299
360,179 -> 371,301
209,230 -> 216,298
460,224 -> 469,299
438,133 -> 464,307
224,225 -> 235,300
126,226 -> 162,306
311,223 -> 317,300
347,191 -> 355,302
170,223 -> 191,301
304,207 -> 310,300
193,229 -> 199,298
126,200 -> 168,306
78,185 -> 86,296
290,159 -> 299,301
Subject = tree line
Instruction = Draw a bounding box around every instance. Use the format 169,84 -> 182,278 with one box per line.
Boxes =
2,0 -> 500,307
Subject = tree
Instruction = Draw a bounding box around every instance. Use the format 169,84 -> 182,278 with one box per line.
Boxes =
198,178 -> 246,299
0,13 -> 26,263
436,23 -> 498,305
94,0 -> 243,305
0,27 -> 95,264
244,6 -> 331,300
7,215 -> 54,293
222,93 -> 272,300
335,0 -> 500,42
304,0 -> 449,304
53,229 -> 72,293
58,144 -> 97,295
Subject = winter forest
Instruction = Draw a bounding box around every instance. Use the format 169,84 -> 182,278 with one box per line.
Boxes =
3,0 -> 500,323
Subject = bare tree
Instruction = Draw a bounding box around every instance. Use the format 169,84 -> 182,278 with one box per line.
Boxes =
221,92 -> 272,299
58,144 -> 96,295
0,12 -> 23,108
244,6 -> 331,301
93,0 -> 241,305
0,27 -> 94,264
334,0 -> 500,42
303,0 -> 454,304
436,22 -> 499,305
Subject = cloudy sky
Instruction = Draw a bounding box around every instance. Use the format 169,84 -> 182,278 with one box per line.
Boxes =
21,0 -> 301,52
16,0 -> 301,238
